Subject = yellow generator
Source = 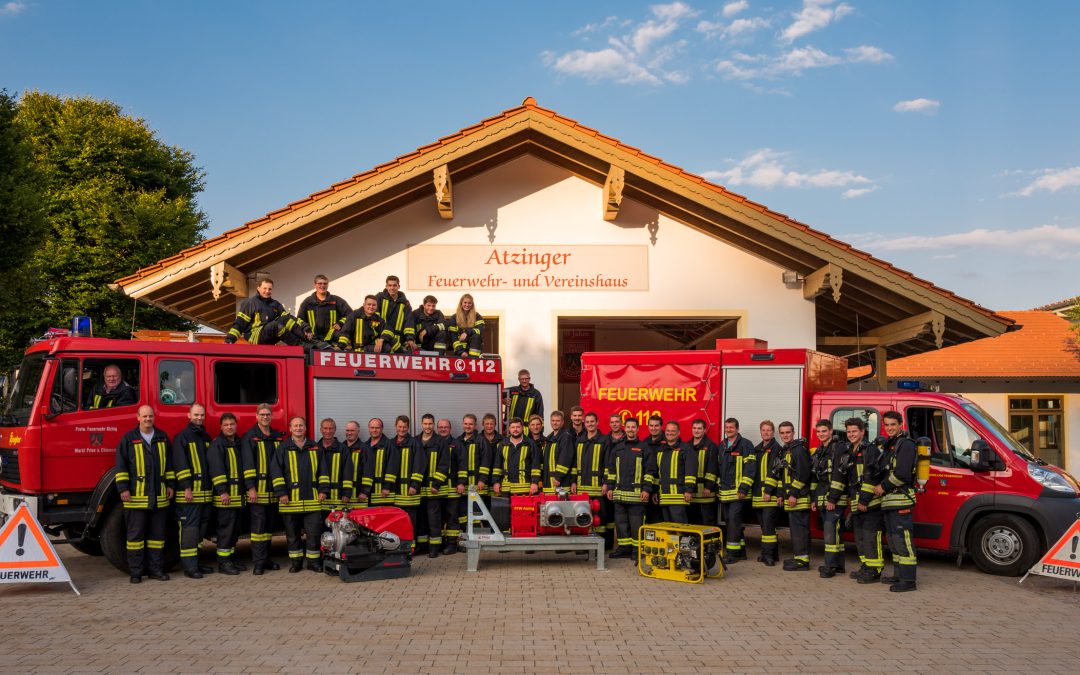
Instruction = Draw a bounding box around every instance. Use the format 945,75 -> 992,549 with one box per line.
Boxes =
638,522 -> 724,583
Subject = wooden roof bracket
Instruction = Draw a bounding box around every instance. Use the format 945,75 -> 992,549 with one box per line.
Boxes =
803,263 -> 843,303
867,310 -> 946,349
209,261 -> 248,300
433,164 -> 453,220
603,164 -> 625,221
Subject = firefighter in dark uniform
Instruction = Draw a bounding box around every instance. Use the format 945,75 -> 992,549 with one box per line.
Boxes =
316,418 -> 352,514
389,415 -> 425,551
415,414 -> 450,557
688,419 -> 719,526
412,295 -> 448,352
646,421 -> 696,524
873,411 -> 918,592
480,413 -> 503,497
846,418 -> 885,583
575,412 -> 611,542
242,404 -> 283,575
338,295 -> 394,353
225,278 -> 310,345
750,420 -> 784,566
342,420 -> 367,510
172,403 -> 216,579
115,405 -> 174,583
375,275 -> 416,352
528,414 -> 545,448
605,418 -> 651,558
811,419 -> 852,578
208,412 -> 246,575
492,418 -> 540,498
779,422 -> 812,571
569,407 -> 586,440
88,364 -> 138,409
643,414 -> 666,525
504,369 -> 543,425
453,414 -> 491,546
359,418 -> 396,508
540,411 -> 575,495
447,293 -> 485,358
297,274 -> 352,345
270,416 -> 324,573
429,418 -> 459,556
719,418 -> 756,565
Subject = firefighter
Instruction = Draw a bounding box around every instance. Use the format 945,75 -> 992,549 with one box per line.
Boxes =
87,364 -> 138,409
447,293 -> 485,358
375,275 -> 416,352
172,403 -> 216,579
646,421 -> 696,524
873,411 -> 918,592
115,405 -> 174,583
492,418 -> 540,497
224,278 -> 310,345
750,420 -> 784,566
428,418 -> 458,556
208,412 -> 245,575
270,416 -> 324,573
297,274 -> 352,345
415,414 -> 450,557
317,418 -> 352,513
718,418 -> 755,565
359,418 -> 396,508
342,420 -> 367,511
811,419 -> 852,578
242,403 -> 284,575
337,295 -> 394,353
604,418 -> 651,558
779,421 -> 812,571
454,413 -> 491,546
411,295 -> 448,352
480,413 -> 503,494
504,369 -> 543,424
528,414 -> 545,448
688,419 -> 719,527
569,406 -> 585,440
846,418 -> 885,583
540,410 -> 574,495
575,412 -> 612,543
389,415 -> 425,551
608,414 -> 624,444
643,414 -> 666,525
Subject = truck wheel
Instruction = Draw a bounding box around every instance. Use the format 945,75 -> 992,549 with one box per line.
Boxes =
967,514 -> 1039,576
65,525 -> 103,556
99,507 -> 181,573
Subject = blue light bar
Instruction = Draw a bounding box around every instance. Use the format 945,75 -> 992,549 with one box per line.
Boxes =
71,316 -> 93,337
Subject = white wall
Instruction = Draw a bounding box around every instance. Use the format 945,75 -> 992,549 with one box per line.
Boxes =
265,154 -> 817,409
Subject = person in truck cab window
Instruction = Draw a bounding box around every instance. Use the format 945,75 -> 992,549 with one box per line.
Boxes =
88,364 -> 138,409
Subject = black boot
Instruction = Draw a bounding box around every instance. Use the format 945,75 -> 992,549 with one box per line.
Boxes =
889,580 -> 917,593
264,560 -> 281,571
229,556 -> 248,571
609,546 -> 630,559
857,568 -> 882,584
198,564 -> 216,575
441,542 -> 458,555
183,567 -> 203,579
252,564 -> 266,576
219,559 -> 242,575
307,559 -> 323,573
782,559 -> 809,571
289,559 -> 304,573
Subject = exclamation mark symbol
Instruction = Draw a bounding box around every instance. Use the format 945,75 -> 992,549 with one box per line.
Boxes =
1071,535 -> 1078,560
15,523 -> 26,556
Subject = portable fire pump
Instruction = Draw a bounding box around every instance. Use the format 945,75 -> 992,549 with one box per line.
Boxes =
509,491 -> 600,537
321,506 -> 413,582
637,523 -> 724,583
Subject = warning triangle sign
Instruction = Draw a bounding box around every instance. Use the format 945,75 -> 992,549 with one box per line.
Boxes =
1024,518 -> 1080,583
0,503 -> 78,594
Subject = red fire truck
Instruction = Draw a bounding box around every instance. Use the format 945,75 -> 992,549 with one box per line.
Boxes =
580,340 -> 1080,576
0,337 -> 503,571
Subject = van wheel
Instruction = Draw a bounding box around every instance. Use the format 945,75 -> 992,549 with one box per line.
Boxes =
99,507 -> 182,573
967,514 -> 1039,576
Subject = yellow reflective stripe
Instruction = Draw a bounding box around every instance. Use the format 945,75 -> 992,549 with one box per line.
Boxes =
227,447 -> 239,495
634,457 -> 641,487
134,443 -> 145,498
523,398 -> 533,420
288,452 -> 299,503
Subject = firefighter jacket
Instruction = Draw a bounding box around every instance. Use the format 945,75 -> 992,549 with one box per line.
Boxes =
454,431 -> 491,493
878,433 -> 917,510
344,438 -> 367,506
540,427 -> 575,492
298,292 -> 352,342
493,436 -> 540,494
574,433 -> 610,497
317,437 -> 352,509
390,434 -> 424,507
337,310 -> 394,352
87,381 -> 138,410
208,433 -> 244,509
813,440 -> 852,508
411,308 -> 447,344
781,439 -> 811,511
718,435 -> 756,502
375,290 -> 415,348
690,437 -> 719,504
270,437 -> 322,514
115,427 -> 173,510
482,431 -> 503,486
751,438 -> 784,508
226,294 -> 304,344
242,425 -> 284,502
505,385 -> 543,422
172,423 -> 214,504
851,439 -> 883,509
417,432 -> 453,498
360,435 -> 396,506
447,312 -> 485,354
605,437 -> 652,502
648,441 -> 697,505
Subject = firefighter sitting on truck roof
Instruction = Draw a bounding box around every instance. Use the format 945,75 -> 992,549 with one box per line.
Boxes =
375,275 -> 416,353
540,411 -> 574,495
337,295 -> 394,353
242,403 -> 284,575
779,422 -> 812,572
453,414 -> 491,545
172,403 -> 216,580
647,421 -> 696,524
316,418 -> 352,513
208,412 -> 246,575
270,416 -> 324,573
224,278 -> 311,345
359,418 -> 396,508
88,364 -> 138,409
447,293 -> 485,358
411,295 -> 448,353
689,419 -> 719,527
750,420 -> 784,567
719,418 -> 756,566
115,405 -> 174,583
811,419 -> 851,579
604,418 -> 651,559
297,274 -> 352,346
872,411 -> 919,593
847,417 -> 885,584
575,412 -> 612,545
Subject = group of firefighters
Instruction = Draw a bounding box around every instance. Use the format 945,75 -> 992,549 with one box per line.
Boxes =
115,388 -> 919,593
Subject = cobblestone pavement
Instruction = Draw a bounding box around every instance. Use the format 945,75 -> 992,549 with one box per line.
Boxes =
1,532 -> 1078,674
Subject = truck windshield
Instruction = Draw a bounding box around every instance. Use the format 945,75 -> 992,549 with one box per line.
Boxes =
961,401 -> 1037,462
1,353 -> 46,427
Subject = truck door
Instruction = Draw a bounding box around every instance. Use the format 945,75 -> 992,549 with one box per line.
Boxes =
903,403 -> 995,551
151,356 -> 202,438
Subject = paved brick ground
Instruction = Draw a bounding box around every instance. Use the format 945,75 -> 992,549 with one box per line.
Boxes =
1,532 -> 1079,674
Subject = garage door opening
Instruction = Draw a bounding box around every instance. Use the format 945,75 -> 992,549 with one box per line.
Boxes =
556,316 -> 739,410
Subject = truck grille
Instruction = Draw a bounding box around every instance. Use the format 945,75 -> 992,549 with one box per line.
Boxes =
0,448 -> 18,484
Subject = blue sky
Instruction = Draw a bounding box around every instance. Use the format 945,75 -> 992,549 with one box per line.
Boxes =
3,0 -> 1078,311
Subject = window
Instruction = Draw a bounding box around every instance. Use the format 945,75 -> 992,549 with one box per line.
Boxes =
81,359 -> 141,411
907,406 -> 986,469
4,353 -> 47,424
943,411 -> 982,468
49,359 -> 80,415
1009,396 -> 1064,468
829,407 -> 880,440
214,361 -> 277,405
158,360 -> 196,406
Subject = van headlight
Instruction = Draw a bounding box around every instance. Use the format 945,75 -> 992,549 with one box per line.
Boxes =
1029,464 -> 1078,495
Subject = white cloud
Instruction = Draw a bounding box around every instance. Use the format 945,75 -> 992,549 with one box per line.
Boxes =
723,1 -> 749,17
842,186 -> 878,199
1009,167 -> 1080,197
849,225 -> 1080,259
715,43 -> 891,80
0,2 -> 26,15
698,15 -> 770,39
845,45 -> 893,64
573,16 -> 623,36
542,48 -> 662,85
702,149 -> 874,195
781,0 -> 854,43
893,98 -> 941,114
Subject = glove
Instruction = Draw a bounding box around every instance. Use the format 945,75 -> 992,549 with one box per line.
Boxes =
224,334 -> 236,345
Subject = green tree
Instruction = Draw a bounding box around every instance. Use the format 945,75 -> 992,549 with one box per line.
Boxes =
15,92 -> 207,345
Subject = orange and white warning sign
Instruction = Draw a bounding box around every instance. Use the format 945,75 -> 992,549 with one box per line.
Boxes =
1023,518 -> 1080,583
0,502 -> 79,594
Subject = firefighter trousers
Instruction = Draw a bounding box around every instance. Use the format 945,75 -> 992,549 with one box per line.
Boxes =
613,502 -> 646,549
787,510 -> 811,563
689,501 -> 717,526
254,319 -> 302,346
721,500 -> 748,555
453,332 -> 482,358
418,330 -> 448,352
821,507 -> 845,570
283,511 -> 323,561
399,506 -> 419,550
884,508 -> 917,582
176,502 -> 212,571
425,498 -> 449,547
249,502 -> 277,564
756,506 -> 780,561
660,504 -> 688,524
852,509 -> 885,571
215,508 -> 242,559
125,507 -> 168,575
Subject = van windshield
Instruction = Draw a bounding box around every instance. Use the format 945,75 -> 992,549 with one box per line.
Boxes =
961,401 -> 1036,462
2,353 -> 47,427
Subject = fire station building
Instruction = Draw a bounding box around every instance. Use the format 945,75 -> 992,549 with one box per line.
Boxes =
114,97 -> 1012,410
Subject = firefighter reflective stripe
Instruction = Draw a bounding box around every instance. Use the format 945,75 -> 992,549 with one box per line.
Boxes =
258,441 -> 269,494
134,443 -> 146,499
127,540 -> 144,550
866,531 -> 885,569
761,534 -> 778,544
288,452 -> 300,504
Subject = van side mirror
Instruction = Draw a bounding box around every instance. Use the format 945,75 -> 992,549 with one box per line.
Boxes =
970,439 -> 995,472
